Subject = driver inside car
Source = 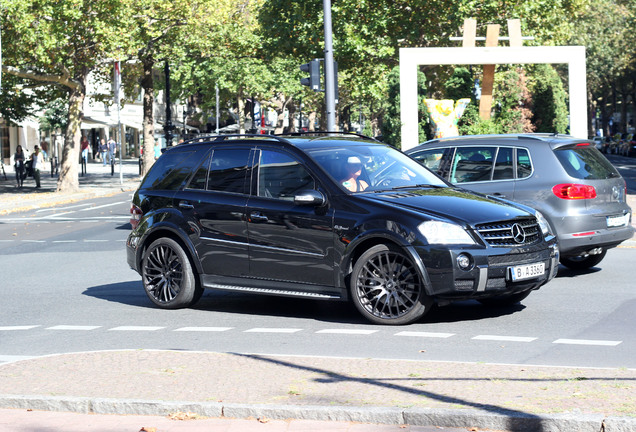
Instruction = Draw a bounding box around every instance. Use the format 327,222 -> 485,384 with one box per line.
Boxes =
340,156 -> 368,192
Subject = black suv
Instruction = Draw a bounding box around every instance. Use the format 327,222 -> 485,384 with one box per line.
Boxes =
127,133 -> 559,325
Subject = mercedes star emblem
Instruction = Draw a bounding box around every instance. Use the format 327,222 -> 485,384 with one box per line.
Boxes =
511,223 -> 526,244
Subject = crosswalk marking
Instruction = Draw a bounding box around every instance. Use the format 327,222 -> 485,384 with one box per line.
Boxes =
0,325 -> 625,348
553,339 -> 622,346
244,328 -> 303,333
46,325 -> 102,331
315,329 -> 378,335
175,327 -> 233,332
395,331 -> 455,338
472,335 -> 537,342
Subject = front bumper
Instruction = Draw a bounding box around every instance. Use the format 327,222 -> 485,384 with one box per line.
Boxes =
417,240 -> 559,300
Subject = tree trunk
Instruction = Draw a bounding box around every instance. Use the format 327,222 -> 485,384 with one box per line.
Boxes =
141,56 -> 155,177
56,75 -> 87,193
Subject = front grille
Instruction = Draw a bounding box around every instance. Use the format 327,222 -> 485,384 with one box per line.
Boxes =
476,218 -> 541,247
488,250 -> 549,267
455,279 -> 474,291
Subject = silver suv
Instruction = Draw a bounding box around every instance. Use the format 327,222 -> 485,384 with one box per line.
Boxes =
406,134 -> 634,270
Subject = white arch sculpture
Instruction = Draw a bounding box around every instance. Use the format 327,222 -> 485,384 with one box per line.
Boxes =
399,46 -> 587,151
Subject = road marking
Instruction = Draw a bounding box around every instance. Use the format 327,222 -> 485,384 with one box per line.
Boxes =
174,327 -> 233,332
83,239 -> 109,242
244,328 -> 303,333
35,203 -> 92,213
52,240 -> 77,243
395,331 -> 455,338
0,355 -> 37,363
472,335 -> 537,342
0,326 -> 40,331
553,338 -> 622,346
0,240 -> 15,243
108,326 -> 165,331
315,329 -> 378,335
78,201 -> 127,211
46,325 -> 102,331
21,240 -> 46,243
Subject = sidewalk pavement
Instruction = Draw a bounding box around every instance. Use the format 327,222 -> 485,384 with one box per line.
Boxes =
0,160 -> 635,431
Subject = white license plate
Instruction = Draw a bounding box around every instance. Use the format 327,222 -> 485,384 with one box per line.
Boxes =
509,262 -> 545,282
607,214 -> 629,228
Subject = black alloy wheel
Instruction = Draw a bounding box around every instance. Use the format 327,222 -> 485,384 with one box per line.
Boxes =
142,237 -> 202,308
351,244 -> 431,325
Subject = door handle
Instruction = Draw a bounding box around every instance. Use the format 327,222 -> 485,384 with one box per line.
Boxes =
250,212 -> 268,222
179,201 -> 194,209
491,193 -> 506,199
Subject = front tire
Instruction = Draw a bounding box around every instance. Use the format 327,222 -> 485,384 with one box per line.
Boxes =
560,248 -> 607,270
142,237 -> 201,309
350,244 -> 432,325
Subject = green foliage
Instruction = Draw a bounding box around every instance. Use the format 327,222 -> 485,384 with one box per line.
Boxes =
527,65 -> 569,133
39,99 -> 69,132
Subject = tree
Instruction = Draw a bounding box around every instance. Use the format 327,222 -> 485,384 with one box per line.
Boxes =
1,0 -> 132,192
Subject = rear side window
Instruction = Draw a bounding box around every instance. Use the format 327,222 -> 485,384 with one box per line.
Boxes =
554,146 -> 619,180
207,148 -> 252,194
493,147 -> 514,180
516,148 -> 532,179
140,150 -> 196,191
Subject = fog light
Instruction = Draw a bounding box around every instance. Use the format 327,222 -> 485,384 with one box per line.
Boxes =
457,253 -> 473,270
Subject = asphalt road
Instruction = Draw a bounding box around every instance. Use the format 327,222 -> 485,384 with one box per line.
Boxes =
0,192 -> 634,370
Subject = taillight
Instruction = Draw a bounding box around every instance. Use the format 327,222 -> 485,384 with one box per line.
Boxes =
130,204 -> 143,229
552,184 -> 597,200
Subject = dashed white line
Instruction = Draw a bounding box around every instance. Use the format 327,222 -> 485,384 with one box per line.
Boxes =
553,338 -> 622,346
245,328 -> 303,333
175,327 -> 233,332
52,240 -> 77,243
395,331 -> 455,338
83,239 -> 109,243
46,325 -> 102,331
472,335 -> 537,342
108,326 -> 165,331
0,326 -> 40,331
315,329 -> 378,335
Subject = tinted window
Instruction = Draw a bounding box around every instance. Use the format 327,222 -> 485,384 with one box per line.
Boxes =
411,148 -> 446,171
207,148 -> 251,194
257,150 -> 314,200
187,151 -> 212,190
141,151 -> 195,191
554,146 -> 620,180
517,148 -> 532,179
493,147 -> 514,180
451,147 -> 495,183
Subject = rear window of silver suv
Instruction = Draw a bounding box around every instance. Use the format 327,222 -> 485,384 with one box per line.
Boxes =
554,146 -> 620,180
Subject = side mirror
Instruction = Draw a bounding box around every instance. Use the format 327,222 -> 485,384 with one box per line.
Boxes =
294,190 -> 325,206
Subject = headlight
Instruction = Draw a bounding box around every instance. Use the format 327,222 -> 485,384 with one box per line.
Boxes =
418,221 -> 475,245
535,210 -> 552,236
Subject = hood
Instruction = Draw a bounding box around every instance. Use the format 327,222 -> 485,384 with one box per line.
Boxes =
362,187 -> 532,226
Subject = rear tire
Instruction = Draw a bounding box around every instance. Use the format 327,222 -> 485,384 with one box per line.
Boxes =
142,237 -> 202,308
560,249 -> 607,270
350,244 -> 432,325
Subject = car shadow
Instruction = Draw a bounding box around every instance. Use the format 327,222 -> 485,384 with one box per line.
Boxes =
83,281 -> 528,325
554,264 -> 602,278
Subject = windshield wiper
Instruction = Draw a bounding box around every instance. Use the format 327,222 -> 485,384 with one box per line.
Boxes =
389,184 -> 446,190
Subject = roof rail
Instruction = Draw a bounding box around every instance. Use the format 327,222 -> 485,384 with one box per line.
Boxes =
183,134 -> 293,146
277,131 -> 380,142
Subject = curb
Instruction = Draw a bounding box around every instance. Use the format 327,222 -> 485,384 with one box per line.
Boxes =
1,395 -> 635,432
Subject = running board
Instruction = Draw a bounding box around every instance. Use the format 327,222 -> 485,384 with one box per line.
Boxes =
204,283 -> 341,300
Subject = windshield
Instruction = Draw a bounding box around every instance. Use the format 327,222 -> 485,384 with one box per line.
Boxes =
305,144 -> 449,193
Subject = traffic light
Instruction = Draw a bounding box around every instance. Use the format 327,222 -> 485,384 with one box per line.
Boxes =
300,59 -> 321,91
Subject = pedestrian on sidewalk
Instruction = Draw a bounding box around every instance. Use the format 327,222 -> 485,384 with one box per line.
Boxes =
99,139 -> 108,166
14,145 -> 26,188
31,145 -> 43,188
80,136 -> 89,176
107,137 -> 117,164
